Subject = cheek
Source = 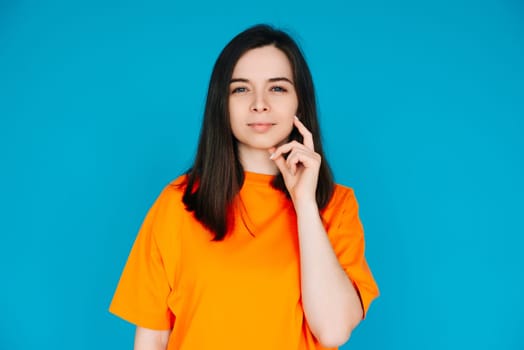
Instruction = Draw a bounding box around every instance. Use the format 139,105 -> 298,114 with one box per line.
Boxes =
279,102 -> 297,133
287,97 -> 299,120
229,117 -> 242,139
229,98 -> 249,120
277,99 -> 298,119
282,116 -> 295,136
228,103 -> 242,128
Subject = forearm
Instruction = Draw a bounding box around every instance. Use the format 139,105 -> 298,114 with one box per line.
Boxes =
134,327 -> 170,350
295,200 -> 363,347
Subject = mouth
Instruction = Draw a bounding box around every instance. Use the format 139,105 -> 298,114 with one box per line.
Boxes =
247,123 -> 276,132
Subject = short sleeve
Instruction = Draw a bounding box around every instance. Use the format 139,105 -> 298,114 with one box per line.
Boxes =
109,185 -> 180,330
325,187 -> 379,318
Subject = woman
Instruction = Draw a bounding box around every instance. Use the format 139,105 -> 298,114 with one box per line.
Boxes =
110,24 -> 379,350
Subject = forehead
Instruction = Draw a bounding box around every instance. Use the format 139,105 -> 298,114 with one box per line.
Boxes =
232,45 -> 293,79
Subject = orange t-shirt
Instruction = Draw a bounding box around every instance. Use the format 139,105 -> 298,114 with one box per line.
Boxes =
109,171 -> 379,349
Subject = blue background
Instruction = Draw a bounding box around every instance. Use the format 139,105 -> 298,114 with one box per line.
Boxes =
1,1 -> 523,349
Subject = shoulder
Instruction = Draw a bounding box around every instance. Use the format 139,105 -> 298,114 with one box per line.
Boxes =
155,174 -> 188,203
321,183 -> 360,224
327,183 -> 358,210
147,174 -> 189,230
169,174 -> 189,188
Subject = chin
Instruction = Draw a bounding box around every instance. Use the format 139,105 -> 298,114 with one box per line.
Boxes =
258,139 -> 288,150
244,136 -> 285,148
236,131 -> 292,151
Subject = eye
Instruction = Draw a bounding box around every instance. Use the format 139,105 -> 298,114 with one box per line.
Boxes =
271,86 -> 287,92
231,86 -> 248,94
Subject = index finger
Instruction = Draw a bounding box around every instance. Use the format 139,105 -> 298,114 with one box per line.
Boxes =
294,116 -> 314,151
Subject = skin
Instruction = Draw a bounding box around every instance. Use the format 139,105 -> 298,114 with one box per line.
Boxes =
228,45 -> 298,175
135,45 -> 364,349
134,327 -> 169,350
270,118 -> 364,347
231,45 -> 365,347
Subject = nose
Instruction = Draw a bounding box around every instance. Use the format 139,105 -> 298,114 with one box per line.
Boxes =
250,92 -> 269,113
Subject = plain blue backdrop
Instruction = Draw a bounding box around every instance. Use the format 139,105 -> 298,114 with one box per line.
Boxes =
1,0 -> 523,349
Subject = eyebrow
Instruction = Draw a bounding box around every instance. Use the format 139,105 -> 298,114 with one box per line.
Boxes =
229,77 -> 294,84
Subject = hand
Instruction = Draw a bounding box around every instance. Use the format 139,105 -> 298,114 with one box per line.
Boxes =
269,116 -> 321,204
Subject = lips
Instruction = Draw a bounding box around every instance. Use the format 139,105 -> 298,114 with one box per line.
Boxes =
247,122 -> 275,133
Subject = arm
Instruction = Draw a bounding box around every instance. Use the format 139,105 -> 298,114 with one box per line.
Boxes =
294,200 -> 363,347
270,117 -> 363,347
134,327 -> 170,350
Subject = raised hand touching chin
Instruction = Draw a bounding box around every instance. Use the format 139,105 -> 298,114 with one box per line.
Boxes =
269,116 -> 321,205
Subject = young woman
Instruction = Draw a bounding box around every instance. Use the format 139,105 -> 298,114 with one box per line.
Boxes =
110,24 -> 379,350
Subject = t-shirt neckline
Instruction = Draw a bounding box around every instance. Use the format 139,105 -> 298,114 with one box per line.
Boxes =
243,171 -> 276,185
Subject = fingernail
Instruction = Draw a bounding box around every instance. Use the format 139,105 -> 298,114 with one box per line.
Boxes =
269,152 -> 275,160
294,115 -> 299,120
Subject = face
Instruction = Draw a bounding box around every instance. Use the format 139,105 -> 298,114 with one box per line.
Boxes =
229,45 -> 298,155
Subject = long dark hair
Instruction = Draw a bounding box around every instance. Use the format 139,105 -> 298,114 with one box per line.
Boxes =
182,24 -> 335,240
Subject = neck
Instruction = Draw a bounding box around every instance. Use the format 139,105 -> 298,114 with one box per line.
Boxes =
238,146 -> 278,175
